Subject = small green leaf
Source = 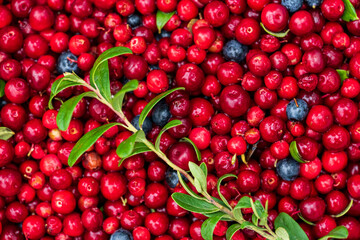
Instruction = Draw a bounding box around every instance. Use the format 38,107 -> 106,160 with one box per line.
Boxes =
112,80 -> 139,112
180,137 -> 201,161
289,141 -> 307,163
118,142 -> 151,166
189,162 -> 207,193
155,119 -> 182,150
116,131 -> 140,158
0,79 -> 5,98
319,226 -> 349,240
274,212 -> 309,240
199,162 -> 208,178
240,221 -> 260,231
49,73 -> 86,109
57,92 -> 98,131
342,0 -> 359,22
233,208 -> 243,221
217,174 -> 237,209
90,47 -> 132,101
260,22 -> 290,38
226,224 -> 241,240
201,212 -> 226,240
298,214 -> 315,226
68,123 -> 122,166
251,200 -> 265,219
234,196 -> 252,210
331,199 -> 353,218
139,87 -> 184,129
156,10 -> 176,33
0,127 -> 14,140
336,69 -> 349,84
177,171 -> 204,199
171,192 -> 219,213
276,227 -> 290,240
252,214 -> 259,226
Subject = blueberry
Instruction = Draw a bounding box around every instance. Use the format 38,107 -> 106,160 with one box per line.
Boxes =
286,98 -> 309,121
223,40 -> 248,63
0,100 -> 7,110
276,158 -> 300,181
155,30 -> 171,41
281,0 -> 303,12
110,229 -> 133,240
149,64 -> 160,70
131,115 -> 152,134
305,0 -> 322,7
165,168 -> 179,188
152,101 -> 172,127
127,14 -> 142,28
57,51 -> 80,75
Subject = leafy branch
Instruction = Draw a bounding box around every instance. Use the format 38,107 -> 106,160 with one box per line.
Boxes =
48,47 -> 348,240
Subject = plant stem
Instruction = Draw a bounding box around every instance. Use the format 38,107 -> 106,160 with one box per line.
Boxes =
85,83 -> 279,240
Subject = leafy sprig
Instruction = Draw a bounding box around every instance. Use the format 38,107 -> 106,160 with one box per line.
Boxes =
48,47 -> 349,240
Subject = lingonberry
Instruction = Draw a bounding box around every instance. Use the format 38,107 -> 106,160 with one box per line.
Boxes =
145,212 -> 169,236
22,215 -> 45,239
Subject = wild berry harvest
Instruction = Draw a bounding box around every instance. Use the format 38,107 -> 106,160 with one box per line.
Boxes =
1,0 -> 360,239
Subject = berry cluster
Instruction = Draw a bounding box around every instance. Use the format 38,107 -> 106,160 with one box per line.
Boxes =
0,0 -> 360,239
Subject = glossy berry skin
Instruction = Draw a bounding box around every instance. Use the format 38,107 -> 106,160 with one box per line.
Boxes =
22,215 -> 45,239
152,101 -> 172,127
168,142 -> 197,171
276,158 -> 300,181
299,197 -> 326,222
237,170 -> 260,193
281,0 -> 303,12
235,18 -> 260,46
306,105 -> 333,133
261,3 -> 289,32
289,10 -> 314,36
348,175 -> 360,199
176,63 -> 205,92
259,116 -> 285,143
145,212 -> 169,236
220,85 -> 250,118
101,173 -> 127,201
222,40 -> 248,63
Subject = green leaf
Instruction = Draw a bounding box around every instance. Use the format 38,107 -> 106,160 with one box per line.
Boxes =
336,69 -> 349,84
251,200 -> 265,219
116,131 -> 140,158
252,214 -> 259,226
89,47 -> 132,101
171,192 -> 219,214
118,142 -> 151,166
234,196 -> 252,210
0,79 -> 5,98
260,22 -> 290,38
199,162 -> 208,178
68,123 -> 121,166
217,174 -> 237,209
289,141 -> 307,163
49,73 -> 86,109
180,137 -> 201,161
177,171 -> 204,199
189,162 -> 207,193
276,227 -> 290,240
298,214 -> 315,226
0,127 -> 14,140
226,224 -> 241,240
240,221 -> 262,231
155,119 -> 182,150
331,199 -> 353,218
112,80 -> 139,112
201,212 -> 226,240
57,92 -> 98,131
319,226 -> 349,240
139,87 -> 184,129
342,0 -> 359,22
274,212 -> 309,240
156,10 -> 176,33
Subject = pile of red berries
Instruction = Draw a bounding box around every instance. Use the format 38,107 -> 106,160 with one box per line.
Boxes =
1,0 -> 360,239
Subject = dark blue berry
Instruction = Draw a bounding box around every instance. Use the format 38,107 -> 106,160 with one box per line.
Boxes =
276,158 -> 300,181
56,51 -> 80,75
110,229 -> 133,240
155,30 -> 171,41
127,14 -> 142,28
305,0 -> 322,7
131,115 -> 152,134
149,64 -> 160,70
120,77 -> 130,85
281,0 -> 303,12
223,40 -> 248,63
165,168 -> 179,188
152,101 -> 172,127
286,99 -> 309,121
